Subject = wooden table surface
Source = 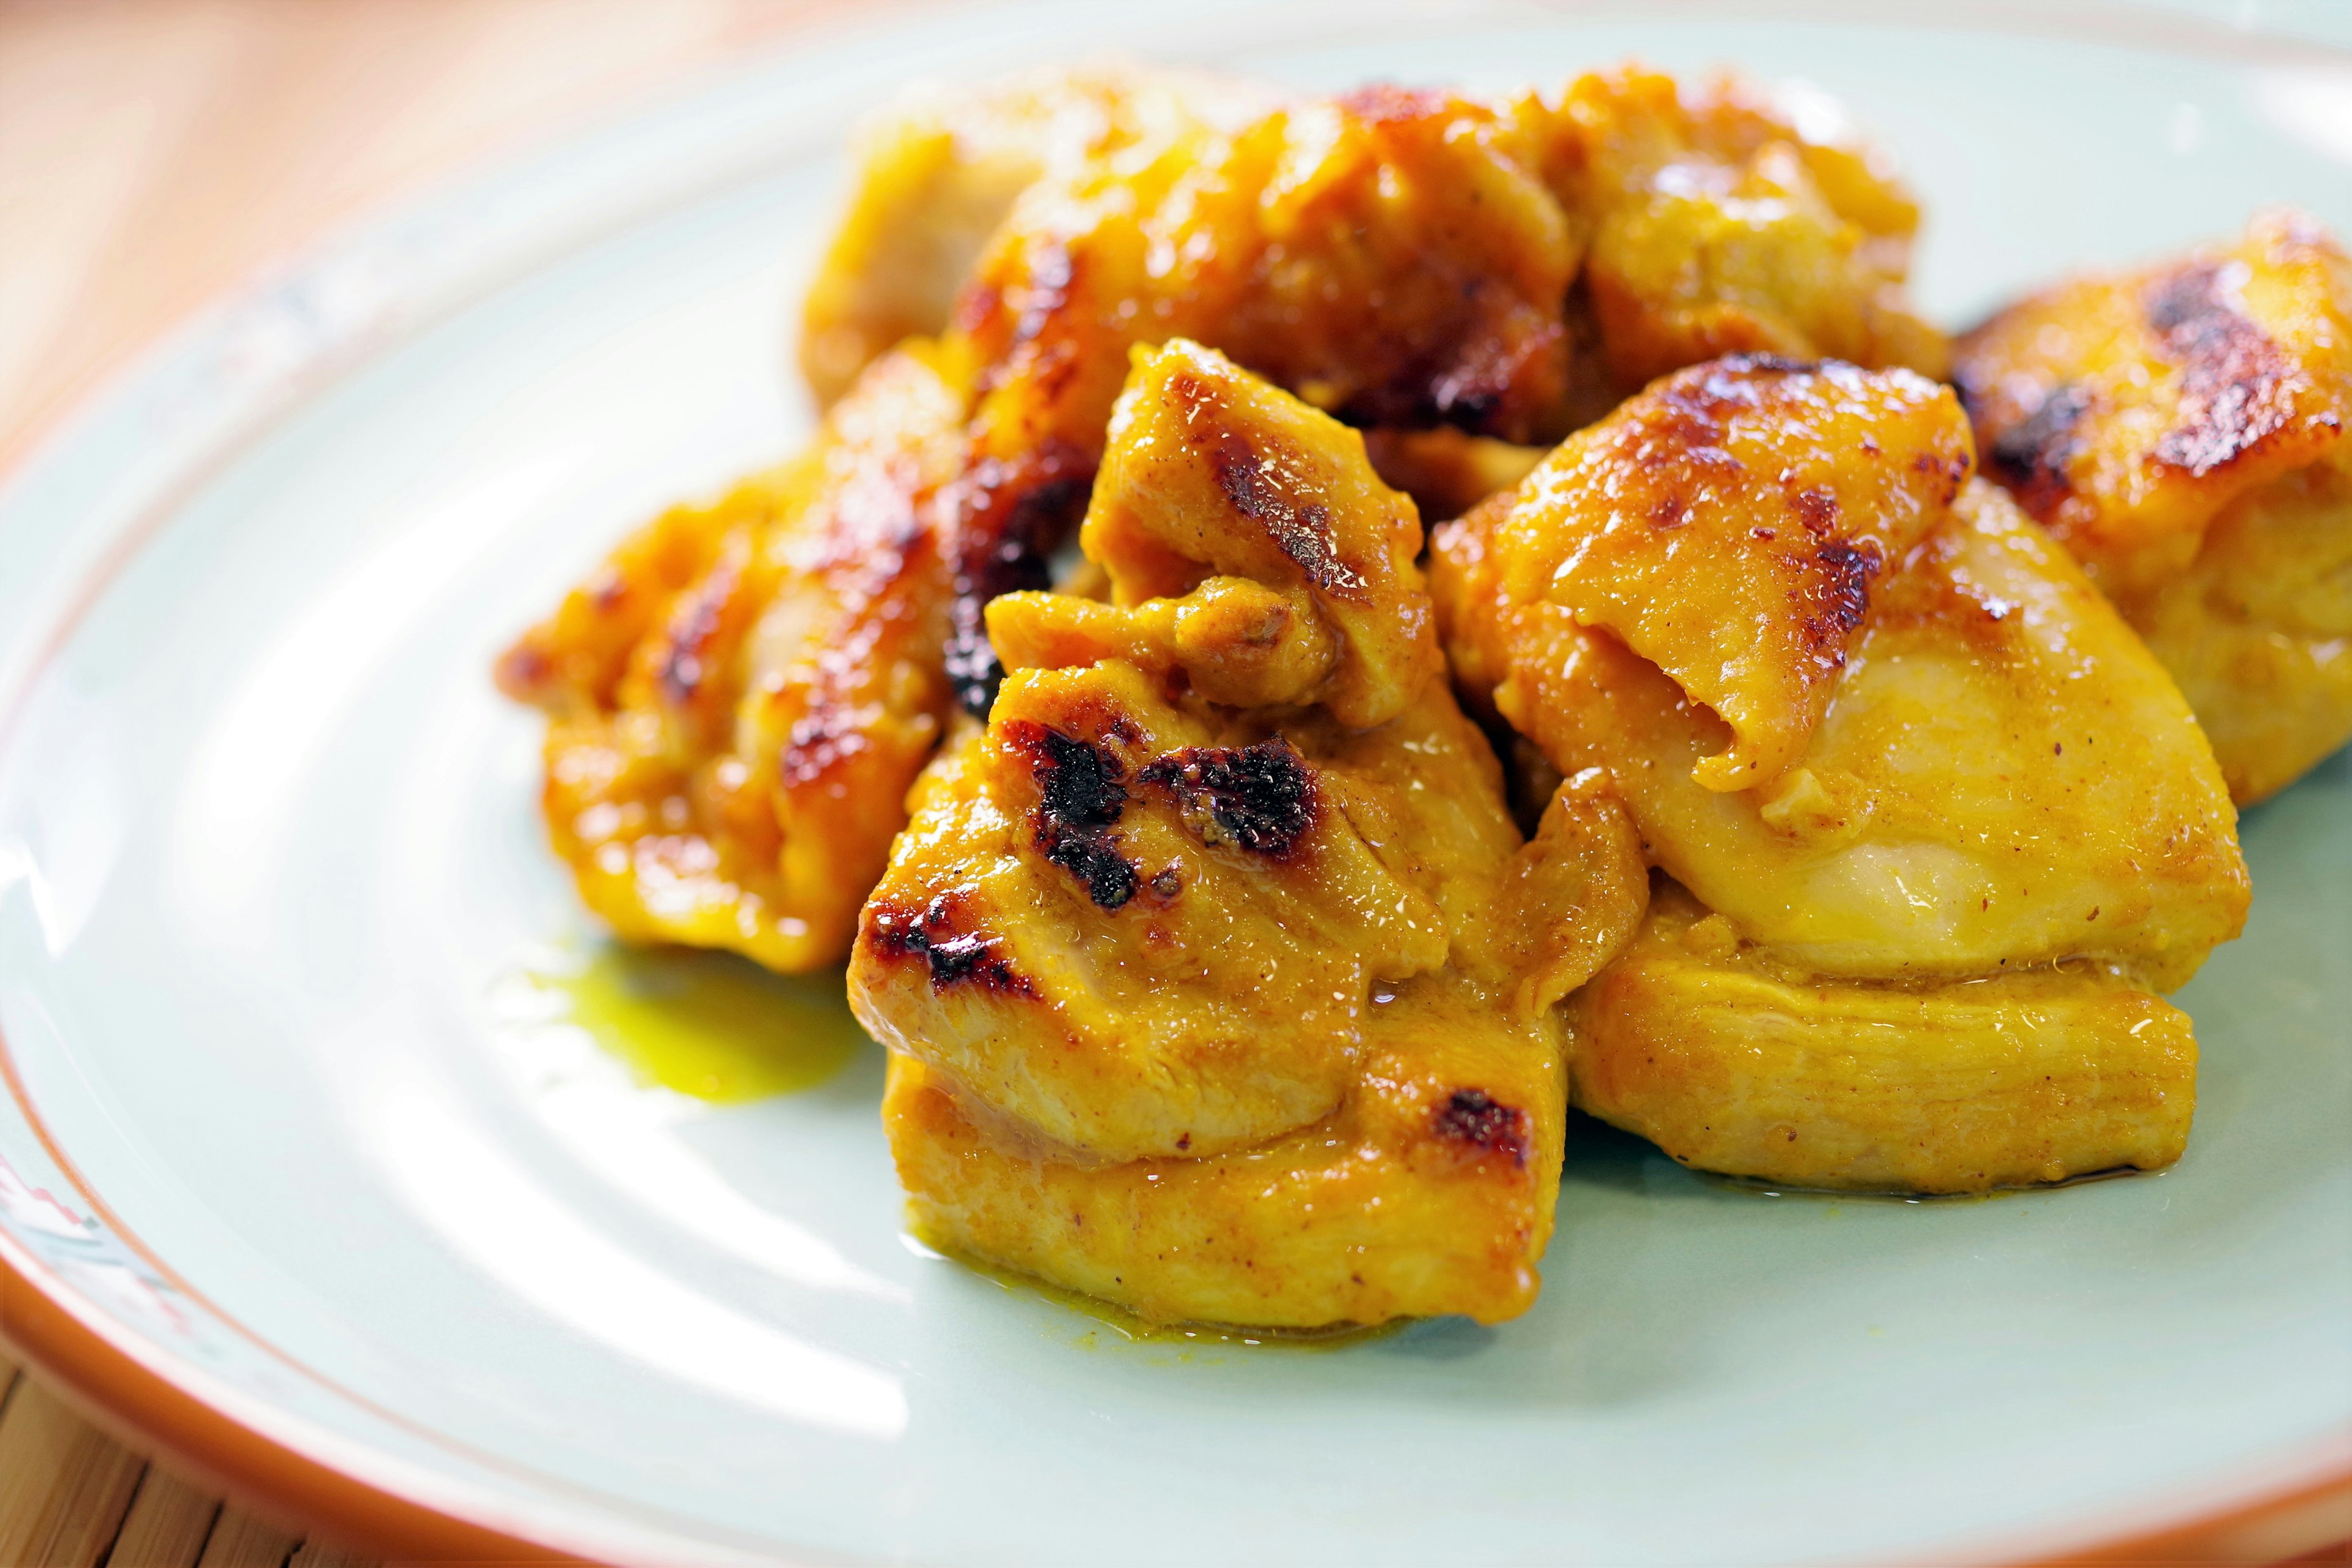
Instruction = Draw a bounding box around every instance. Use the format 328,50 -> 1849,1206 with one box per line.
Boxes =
0,3 -> 2345,1564
0,4 -> 820,1562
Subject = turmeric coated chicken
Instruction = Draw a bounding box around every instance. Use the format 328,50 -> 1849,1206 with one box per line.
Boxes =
503,62 -> 1947,973
848,341 -> 1648,1326
1433,356 -> 2250,1192
495,345 -> 970,970
813,62 -> 1947,438
1953,209 -> 2352,804
797,66 -> 1275,407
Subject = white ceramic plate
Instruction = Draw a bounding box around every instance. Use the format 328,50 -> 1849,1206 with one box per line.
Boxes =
2,4 -> 2348,1564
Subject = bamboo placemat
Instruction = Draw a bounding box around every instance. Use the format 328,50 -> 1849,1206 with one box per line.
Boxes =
0,1350 -> 371,1568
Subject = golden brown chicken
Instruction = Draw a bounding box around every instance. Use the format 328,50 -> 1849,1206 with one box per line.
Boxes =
850,341 -> 1647,1325
1954,209 -> 2352,803
1526,66 -> 1949,401
797,66 -> 1273,407
816,64 -> 1947,439
1433,355 -> 2249,1193
506,64 -> 1947,975
496,346 -> 970,970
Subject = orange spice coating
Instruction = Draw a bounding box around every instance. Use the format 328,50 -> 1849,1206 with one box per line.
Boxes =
1954,210 -> 2352,802
1432,360 -> 2247,1192
850,342 -> 1647,1323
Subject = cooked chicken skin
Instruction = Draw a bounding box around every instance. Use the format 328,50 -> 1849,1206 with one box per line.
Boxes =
850,341 -> 1647,1324
504,83 -> 1593,971
821,64 -> 1947,442
1433,356 -> 2248,1191
1531,67 -> 1949,398
1954,210 -> 2352,802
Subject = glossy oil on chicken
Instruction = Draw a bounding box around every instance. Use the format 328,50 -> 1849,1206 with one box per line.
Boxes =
1433,356 -> 2249,1193
496,345 -> 970,970
503,61 -> 1947,974
848,341 -> 1648,1326
797,65 -> 1275,407
1954,209 -> 2352,804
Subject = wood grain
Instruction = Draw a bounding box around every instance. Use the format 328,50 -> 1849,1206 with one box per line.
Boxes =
0,0 -> 843,475
0,1378 -> 150,1567
105,1471 -> 222,1568
190,1508 -> 300,1568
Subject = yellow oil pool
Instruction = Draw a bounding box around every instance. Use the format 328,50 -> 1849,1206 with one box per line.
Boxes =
529,943 -> 868,1102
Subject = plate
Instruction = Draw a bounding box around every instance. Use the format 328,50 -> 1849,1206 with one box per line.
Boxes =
1,3 -> 2348,1564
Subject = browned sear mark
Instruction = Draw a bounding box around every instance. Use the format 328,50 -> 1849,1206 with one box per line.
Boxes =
865,892 -> 1036,996
1139,739 -> 1321,858
656,551 -> 741,706
780,704 -> 869,789
943,442 -> 1095,717
1433,1088 -> 1528,1167
2144,263 -> 2304,477
1800,539 -> 1883,669
1205,428 -> 1369,599
1789,485 -> 1839,536
1971,380 -> 2090,517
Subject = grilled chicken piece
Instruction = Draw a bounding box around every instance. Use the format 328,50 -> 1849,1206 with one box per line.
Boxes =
1955,211 -> 2352,802
797,66 -> 1272,406
850,341 -> 1646,1325
505,86 -> 1583,970
1526,66 -> 1948,399
1433,356 -> 2249,1191
817,64 -> 1946,440
498,347 -> 970,970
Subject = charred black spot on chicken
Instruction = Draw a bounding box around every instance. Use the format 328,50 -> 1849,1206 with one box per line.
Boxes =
1432,1089 -> 1528,1167
1004,720 -> 1142,909
1804,538 -> 1882,664
944,443 -> 1095,717
1139,739 -> 1320,858
865,892 -> 1037,997
1969,379 -> 2089,518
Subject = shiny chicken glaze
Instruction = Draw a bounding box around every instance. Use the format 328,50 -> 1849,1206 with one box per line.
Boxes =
1954,209 -> 2352,803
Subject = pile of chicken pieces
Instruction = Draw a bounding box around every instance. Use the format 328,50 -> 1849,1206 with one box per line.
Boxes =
500,62 -> 2350,1329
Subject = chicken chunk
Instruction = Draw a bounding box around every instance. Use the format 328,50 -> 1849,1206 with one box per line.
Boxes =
1954,209 -> 2352,802
798,66 -> 1273,405
497,346 -> 969,970
850,342 -> 1647,1324
1523,66 -> 1948,398
805,62 -> 1948,451
1433,356 -> 2248,1191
